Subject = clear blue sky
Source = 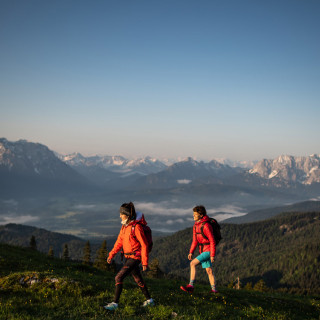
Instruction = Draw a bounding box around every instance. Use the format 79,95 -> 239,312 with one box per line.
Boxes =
1,0 -> 319,161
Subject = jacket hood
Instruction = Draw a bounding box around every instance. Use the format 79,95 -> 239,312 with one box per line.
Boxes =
195,215 -> 210,225
129,211 -> 147,225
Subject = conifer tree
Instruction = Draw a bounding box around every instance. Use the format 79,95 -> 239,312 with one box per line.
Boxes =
29,235 -> 37,250
48,246 -> 54,258
244,282 -> 253,290
147,258 -> 163,278
253,279 -> 268,292
94,240 -> 108,271
82,241 -> 91,265
62,244 -> 69,261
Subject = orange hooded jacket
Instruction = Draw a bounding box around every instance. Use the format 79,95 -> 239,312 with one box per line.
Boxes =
108,212 -> 149,266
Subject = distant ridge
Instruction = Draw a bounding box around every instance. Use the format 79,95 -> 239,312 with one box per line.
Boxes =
131,157 -> 240,189
224,200 -> 320,223
0,223 -> 114,260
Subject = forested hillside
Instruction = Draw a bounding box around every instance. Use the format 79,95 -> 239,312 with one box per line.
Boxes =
2,211 -> 320,295
151,211 -> 320,294
0,223 -> 116,261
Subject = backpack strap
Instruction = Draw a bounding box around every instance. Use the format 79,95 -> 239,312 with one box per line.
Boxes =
200,221 -> 209,241
194,223 -> 210,246
121,222 -> 139,258
130,222 -> 139,240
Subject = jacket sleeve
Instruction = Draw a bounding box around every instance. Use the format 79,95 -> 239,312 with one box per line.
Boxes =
134,224 -> 149,266
203,223 -> 216,257
108,227 -> 124,260
189,226 -> 198,255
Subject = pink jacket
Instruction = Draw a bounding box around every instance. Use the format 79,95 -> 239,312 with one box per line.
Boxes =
189,215 -> 216,257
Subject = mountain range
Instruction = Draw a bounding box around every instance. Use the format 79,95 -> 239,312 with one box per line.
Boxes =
1,137 -> 320,237
2,138 -> 320,190
58,152 -> 168,187
60,152 -> 168,176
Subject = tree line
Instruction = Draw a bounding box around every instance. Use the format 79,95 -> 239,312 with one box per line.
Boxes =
28,235 -> 163,278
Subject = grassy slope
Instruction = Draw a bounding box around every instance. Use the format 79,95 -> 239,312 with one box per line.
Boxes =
0,243 -> 319,320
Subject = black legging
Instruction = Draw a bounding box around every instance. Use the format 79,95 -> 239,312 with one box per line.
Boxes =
113,258 -> 151,303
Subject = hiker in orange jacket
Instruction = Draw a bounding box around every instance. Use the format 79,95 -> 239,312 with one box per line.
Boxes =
104,202 -> 154,311
180,205 -> 218,294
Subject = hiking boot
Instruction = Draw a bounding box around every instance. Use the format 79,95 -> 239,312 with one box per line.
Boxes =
180,284 -> 194,293
142,298 -> 155,307
103,302 -> 118,311
211,288 -> 218,293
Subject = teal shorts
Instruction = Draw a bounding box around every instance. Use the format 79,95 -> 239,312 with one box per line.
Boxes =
195,251 -> 212,269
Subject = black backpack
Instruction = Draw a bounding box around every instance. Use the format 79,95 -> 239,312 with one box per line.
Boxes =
200,217 -> 222,245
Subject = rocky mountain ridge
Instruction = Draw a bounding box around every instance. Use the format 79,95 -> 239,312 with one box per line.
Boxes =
59,152 -> 167,176
0,138 -> 84,182
249,154 -> 320,185
1,138 -> 320,189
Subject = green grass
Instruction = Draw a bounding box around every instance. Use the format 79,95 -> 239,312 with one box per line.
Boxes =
0,243 -> 319,319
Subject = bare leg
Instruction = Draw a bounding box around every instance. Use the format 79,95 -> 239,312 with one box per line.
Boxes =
205,267 -> 216,286
190,258 -> 201,282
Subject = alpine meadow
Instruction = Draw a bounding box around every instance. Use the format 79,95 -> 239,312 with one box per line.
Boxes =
1,239 -> 319,320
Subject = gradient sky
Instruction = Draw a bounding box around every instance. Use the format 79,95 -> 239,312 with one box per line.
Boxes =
1,0 -> 319,161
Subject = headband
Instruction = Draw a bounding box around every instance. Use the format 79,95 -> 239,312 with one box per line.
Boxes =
120,207 -> 131,216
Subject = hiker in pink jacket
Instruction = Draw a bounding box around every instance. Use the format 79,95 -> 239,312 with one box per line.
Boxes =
180,205 -> 218,294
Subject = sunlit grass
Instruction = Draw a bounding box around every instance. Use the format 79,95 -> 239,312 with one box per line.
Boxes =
0,243 -> 319,319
